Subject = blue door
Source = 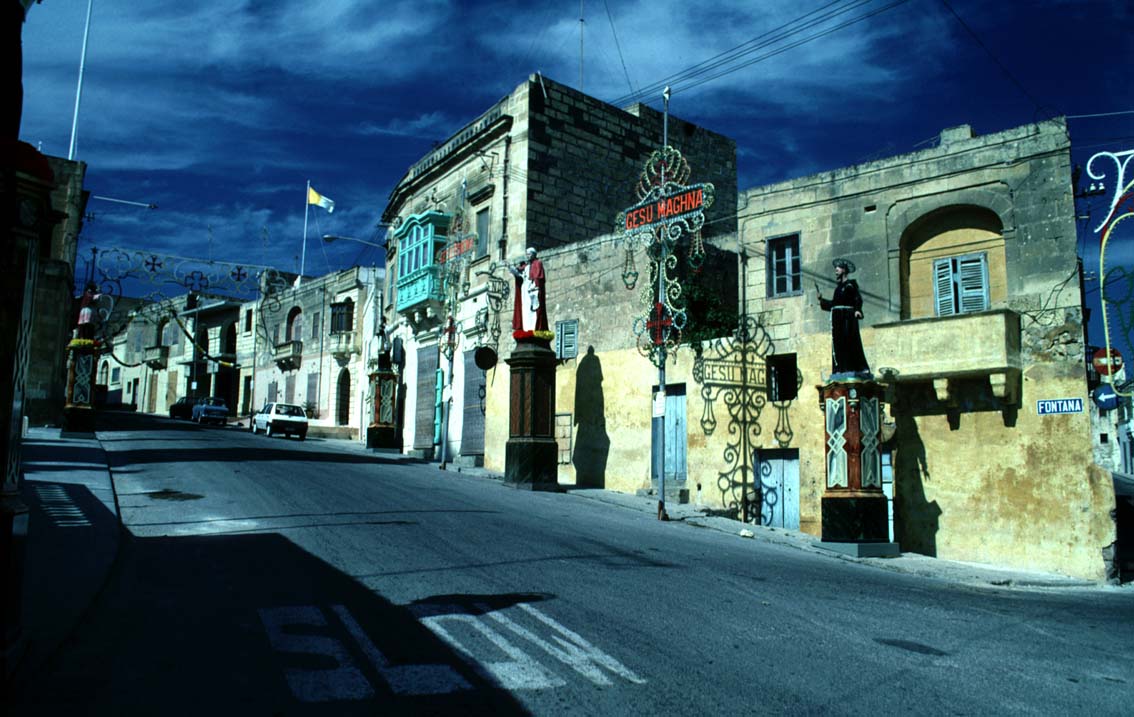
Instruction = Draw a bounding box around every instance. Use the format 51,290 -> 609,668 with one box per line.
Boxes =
652,384 -> 687,488
755,449 -> 799,529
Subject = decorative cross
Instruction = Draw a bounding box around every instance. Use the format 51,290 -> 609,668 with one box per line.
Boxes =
145,255 -> 163,273
647,302 -> 673,346
231,266 -> 248,283
184,270 -> 209,292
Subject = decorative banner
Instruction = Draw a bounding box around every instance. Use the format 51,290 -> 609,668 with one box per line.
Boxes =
1089,148 -> 1134,395
616,145 -> 715,368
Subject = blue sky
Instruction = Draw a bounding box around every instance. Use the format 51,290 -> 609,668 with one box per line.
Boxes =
18,1 -> 1134,357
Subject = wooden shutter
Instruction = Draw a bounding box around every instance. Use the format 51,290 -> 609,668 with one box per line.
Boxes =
957,253 -> 989,314
933,257 -> 956,317
556,320 -> 578,359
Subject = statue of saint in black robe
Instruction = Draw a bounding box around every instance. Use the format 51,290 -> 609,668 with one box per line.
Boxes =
819,279 -> 870,377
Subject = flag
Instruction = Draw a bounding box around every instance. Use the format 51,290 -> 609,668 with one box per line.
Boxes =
307,186 -> 335,213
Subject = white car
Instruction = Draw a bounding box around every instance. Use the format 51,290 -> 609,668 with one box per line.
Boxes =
251,402 -> 308,440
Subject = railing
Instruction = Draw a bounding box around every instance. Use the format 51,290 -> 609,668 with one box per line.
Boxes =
328,330 -> 359,358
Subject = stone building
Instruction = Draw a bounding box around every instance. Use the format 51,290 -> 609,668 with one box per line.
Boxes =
240,266 -> 382,439
484,118 -> 1117,581
379,73 -> 737,462
25,155 -> 87,426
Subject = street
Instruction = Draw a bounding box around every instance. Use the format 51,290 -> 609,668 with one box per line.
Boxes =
9,412 -> 1134,716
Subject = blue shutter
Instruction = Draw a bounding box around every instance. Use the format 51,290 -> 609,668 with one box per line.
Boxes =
958,253 -> 989,314
934,257 -> 956,317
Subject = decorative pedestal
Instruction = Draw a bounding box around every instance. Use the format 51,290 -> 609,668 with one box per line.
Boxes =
367,363 -> 402,452
818,379 -> 898,556
504,339 -> 559,491
62,341 -> 97,436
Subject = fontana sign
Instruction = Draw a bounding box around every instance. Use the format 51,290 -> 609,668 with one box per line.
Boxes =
622,184 -> 710,233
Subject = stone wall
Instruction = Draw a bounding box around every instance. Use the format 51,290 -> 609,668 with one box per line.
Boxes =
524,75 -> 737,251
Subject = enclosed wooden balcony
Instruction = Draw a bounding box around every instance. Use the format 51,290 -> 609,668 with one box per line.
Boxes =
871,309 -> 1022,404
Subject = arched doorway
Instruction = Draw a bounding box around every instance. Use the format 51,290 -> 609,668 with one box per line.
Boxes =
286,306 -> 303,342
337,368 -> 351,426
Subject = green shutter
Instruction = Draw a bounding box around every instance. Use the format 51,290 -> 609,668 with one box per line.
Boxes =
933,257 -> 956,317
957,253 -> 989,314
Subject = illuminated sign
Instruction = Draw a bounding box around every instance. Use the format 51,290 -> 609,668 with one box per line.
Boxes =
622,184 -> 710,233
436,236 -> 476,264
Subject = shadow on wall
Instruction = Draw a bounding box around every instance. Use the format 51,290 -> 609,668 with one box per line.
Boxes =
573,346 -> 609,488
892,384 -> 942,557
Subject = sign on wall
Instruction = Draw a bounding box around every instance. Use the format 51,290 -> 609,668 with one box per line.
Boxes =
1036,398 -> 1084,415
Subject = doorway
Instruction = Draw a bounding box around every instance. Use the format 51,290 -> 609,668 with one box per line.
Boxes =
337,368 -> 351,426
651,383 -> 687,488
754,449 -> 800,529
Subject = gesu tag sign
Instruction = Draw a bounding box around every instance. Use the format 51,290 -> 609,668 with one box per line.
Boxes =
1036,397 -> 1084,416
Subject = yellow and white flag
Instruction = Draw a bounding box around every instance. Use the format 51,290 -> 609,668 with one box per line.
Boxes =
307,186 -> 335,213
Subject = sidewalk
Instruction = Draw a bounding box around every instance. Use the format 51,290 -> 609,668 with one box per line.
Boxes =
440,460 -> 1111,591
4,427 -> 121,691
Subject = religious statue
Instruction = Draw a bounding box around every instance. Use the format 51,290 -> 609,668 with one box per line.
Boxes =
76,281 -> 102,340
817,259 -> 871,378
509,247 -> 548,334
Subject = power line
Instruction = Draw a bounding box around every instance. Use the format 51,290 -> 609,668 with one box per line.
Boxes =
612,0 -> 893,106
938,0 -> 1047,116
603,0 -> 636,99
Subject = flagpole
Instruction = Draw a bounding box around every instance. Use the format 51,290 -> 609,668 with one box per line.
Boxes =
301,180 -> 310,284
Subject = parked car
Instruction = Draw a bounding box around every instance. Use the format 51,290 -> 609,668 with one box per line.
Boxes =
251,402 -> 308,440
169,396 -> 200,420
192,397 -> 228,425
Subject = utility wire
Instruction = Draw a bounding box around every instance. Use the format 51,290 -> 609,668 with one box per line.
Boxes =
939,0 -> 1047,116
604,0 -> 637,99
612,0 -> 886,105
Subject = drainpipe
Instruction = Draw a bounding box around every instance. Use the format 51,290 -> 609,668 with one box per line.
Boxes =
499,135 -> 511,261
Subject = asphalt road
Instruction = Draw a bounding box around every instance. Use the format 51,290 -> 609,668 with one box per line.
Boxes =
13,413 -> 1134,715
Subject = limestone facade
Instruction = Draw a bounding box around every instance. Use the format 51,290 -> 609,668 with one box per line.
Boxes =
379,74 -> 736,462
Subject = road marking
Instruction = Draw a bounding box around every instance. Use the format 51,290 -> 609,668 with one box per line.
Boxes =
258,606 -> 374,702
34,486 -> 91,527
484,603 -> 646,686
418,611 -> 566,690
330,604 -> 471,695
414,602 -> 644,690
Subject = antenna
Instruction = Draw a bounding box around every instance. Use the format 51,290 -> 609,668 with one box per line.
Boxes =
579,0 -> 584,92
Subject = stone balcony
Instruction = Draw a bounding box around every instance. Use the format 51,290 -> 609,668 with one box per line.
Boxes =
329,330 -> 360,359
274,339 -> 302,370
143,345 -> 168,369
871,309 -> 1022,404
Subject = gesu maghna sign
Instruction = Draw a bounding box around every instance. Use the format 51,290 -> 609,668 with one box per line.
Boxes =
622,184 -> 711,234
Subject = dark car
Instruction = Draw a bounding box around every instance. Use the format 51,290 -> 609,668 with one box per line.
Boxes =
169,396 -> 199,420
192,397 -> 229,425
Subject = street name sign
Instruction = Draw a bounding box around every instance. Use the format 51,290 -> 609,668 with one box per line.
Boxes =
1036,398 -> 1084,415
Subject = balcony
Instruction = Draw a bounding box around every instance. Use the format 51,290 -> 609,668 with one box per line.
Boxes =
328,330 -> 360,360
871,309 -> 1022,404
143,345 -> 168,369
274,339 -> 302,370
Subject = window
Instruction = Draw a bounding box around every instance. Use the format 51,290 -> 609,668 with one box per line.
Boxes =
555,319 -> 578,360
306,373 -> 319,406
400,224 -> 434,277
244,309 -> 252,333
272,324 -> 280,345
933,252 -> 988,317
766,234 -> 801,297
111,367 -> 121,384
310,311 -> 321,339
286,307 -> 303,342
475,208 -> 490,258
766,353 -> 798,402
330,299 -> 354,333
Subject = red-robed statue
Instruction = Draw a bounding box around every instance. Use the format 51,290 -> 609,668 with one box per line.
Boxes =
509,247 -> 548,333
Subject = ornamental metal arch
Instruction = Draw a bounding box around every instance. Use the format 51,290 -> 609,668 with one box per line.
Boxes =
1090,148 -> 1134,395
692,314 -> 801,524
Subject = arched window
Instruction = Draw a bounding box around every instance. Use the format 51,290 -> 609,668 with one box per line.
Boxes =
98,361 -> 109,385
286,306 -> 303,342
900,206 -> 1006,320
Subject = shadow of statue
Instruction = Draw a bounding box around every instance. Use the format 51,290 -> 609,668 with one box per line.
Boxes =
892,385 -> 941,556
573,346 -> 609,488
